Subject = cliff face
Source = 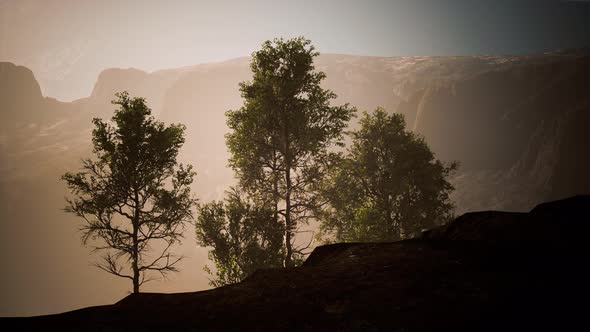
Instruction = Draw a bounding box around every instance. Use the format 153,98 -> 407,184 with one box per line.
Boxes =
6,196 -> 589,331
406,55 -> 590,212
0,62 -> 43,132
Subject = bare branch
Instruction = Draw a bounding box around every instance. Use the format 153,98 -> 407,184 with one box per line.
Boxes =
92,253 -> 133,281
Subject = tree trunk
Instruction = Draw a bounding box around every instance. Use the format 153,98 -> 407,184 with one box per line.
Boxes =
283,112 -> 294,268
132,191 -> 140,293
285,169 -> 293,267
132,222 -> 140,293
273,174 -> 280,248
132,251 -> 139,293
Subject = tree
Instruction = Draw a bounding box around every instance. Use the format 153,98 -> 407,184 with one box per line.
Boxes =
195,187 -> 284,287
318,108 -> 457,242
62,92 -> 196,293
225,37 -> 355,267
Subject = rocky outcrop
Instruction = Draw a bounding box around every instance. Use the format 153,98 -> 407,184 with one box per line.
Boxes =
0,62 -> 44,129
90,68 -> 149,100
5,196 -> 589,331
0,62 -> 80,155
89,67 -> 186,116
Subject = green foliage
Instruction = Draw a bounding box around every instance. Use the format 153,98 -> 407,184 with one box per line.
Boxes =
318,108 -> 458,243
195,187 -> 284,287
225,37 -> 355,266
62,91 -> 196,293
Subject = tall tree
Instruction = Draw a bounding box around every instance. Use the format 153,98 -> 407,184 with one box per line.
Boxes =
318,108 -> 457,242
226,37 -> 355,266
62,92 -> 196,293
195,187 -> 284,287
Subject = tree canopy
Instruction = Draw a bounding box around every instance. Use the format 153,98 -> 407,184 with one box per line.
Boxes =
224,37 -> 355,267
318,108 -> 457,242
62,91 -> 196,293
195,187 -> 284,287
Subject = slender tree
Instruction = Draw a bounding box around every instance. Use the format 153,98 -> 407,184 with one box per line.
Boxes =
226,37 -> 355,267
318,108 -> 457,242
62,92 -> 196,293
195,187 -> 284,286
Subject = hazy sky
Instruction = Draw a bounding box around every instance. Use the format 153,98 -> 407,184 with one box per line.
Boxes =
1,0 -> 589,101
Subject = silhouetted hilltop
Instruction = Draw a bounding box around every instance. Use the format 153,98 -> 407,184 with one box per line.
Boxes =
4,195 -> 588,331
0,62 -> 84,160
1,62 -> 43,130
0,62 -> 42,103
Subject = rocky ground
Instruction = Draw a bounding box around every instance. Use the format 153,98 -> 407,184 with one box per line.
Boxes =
2,195 -> 588,331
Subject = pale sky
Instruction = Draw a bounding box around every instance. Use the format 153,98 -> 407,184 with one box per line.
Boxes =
1,0 -> 589,101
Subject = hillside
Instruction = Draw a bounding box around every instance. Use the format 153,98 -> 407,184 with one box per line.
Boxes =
4,195 -> 589,331
1,51 -> 589,315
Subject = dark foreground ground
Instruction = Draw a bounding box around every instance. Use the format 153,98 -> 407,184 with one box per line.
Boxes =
2,196 -> 589,331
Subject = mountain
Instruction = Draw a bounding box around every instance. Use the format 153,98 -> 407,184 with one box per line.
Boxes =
4,195 -> 589,331
1,51 -> 589,316
407,54 -> 590,212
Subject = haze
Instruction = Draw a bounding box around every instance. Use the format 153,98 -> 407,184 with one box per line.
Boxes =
1,0 -> 590,317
